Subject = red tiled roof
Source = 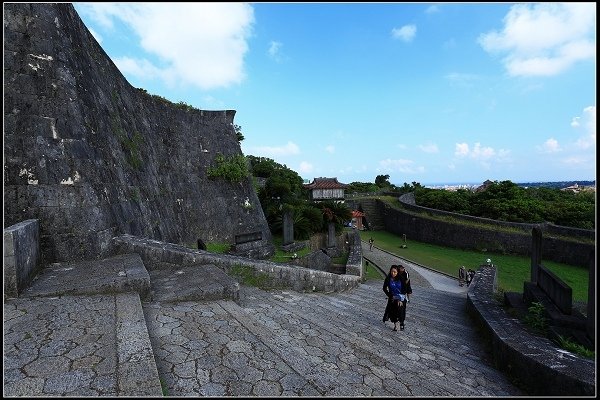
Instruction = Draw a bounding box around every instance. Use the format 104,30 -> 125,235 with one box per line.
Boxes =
351,210 -> 364,217
304,177 -> 348,189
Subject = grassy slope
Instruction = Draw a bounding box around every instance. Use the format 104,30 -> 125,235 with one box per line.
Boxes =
359,230 -> 589,302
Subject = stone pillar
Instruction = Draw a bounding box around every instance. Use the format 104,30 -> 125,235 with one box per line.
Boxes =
327,222 -> 336,248
4,219 -> 40,297
587,249 -> 595,344
531,227 -> 542,283
283,210 -> 294,246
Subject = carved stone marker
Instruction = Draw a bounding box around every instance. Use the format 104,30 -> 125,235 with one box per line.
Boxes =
327,222 -> 336,248
234,231 -> 263,244
283,210 -> 294,246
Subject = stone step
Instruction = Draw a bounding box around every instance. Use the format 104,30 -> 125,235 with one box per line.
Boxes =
327,283 -> 482,351
4,292 -> 162,396
141,299 -> 328,396
234,284 -> 511,395
146,262 -> 239,303
21,253 -> 151,300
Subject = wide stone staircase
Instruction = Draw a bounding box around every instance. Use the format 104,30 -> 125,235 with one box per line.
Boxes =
4,248 -> 524,396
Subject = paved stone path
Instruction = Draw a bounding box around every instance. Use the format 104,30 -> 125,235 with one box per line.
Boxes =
362,243 -> 469,294
141,242 -> 522,396
4,242 -> 524,396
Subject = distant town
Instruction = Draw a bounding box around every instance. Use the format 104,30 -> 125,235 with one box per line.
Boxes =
424,180 -> 596,192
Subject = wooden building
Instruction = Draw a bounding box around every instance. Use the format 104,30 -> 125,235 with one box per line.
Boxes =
304,177 -> 348,201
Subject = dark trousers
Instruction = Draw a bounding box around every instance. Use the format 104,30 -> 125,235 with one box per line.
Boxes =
383,298 -> 407,323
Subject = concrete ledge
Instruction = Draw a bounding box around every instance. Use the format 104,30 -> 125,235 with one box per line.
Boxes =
111,234 -> 362,293
115,292 -> 163,396
21,253 -> 151,300
147,263 -> 240,303
466,265 -> 595,396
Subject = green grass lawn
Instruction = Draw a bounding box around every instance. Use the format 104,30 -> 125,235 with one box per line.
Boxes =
359,230 -> 590,302
363,263 -> 385,281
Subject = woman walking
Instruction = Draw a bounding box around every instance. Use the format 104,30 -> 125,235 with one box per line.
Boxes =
382,265 -> 407,331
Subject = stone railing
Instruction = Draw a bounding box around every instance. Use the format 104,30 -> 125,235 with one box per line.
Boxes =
466,266 -> 595,396
111,234 -> 361,293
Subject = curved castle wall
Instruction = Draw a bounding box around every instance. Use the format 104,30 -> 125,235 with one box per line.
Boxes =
377,194 -> 594,268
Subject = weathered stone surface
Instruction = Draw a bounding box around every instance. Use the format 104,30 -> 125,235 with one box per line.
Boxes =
4,3 -> 274,265
4,219 -> 40,297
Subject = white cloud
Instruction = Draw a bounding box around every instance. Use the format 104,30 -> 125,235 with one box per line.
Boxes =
268,40 -> 284,62
537,138 -> 561,153
201,95 -> 225,108
497,149 -> 511,159
114,56 -> 167,81
471,143 -> 496,160
77,3 -> 255,90
391,25 -> 416,42
247,141 -> 300,157
455,143 -> 470,157
561,155 -> 589,166
298,161 -> 314,174
570,116 -> 580,128
478,3 -> 596,77
573,105 -> 596,149
455,142 -> 498,160
88,27 -> 103,44
425,5 -> 440,14
378,158 -> 424,174
418,143 -> 439,153
325,145 -> 335,154
77,3 -> 122,29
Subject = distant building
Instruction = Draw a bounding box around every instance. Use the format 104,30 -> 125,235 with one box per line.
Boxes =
304,177 -> 348,201
351,210 -> 365,230
561,183 -> 587,193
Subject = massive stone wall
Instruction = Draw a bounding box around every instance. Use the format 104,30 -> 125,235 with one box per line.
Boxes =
4,3 -> 274,264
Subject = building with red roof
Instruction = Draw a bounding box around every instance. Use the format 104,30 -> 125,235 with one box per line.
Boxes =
304,177 -> 348,201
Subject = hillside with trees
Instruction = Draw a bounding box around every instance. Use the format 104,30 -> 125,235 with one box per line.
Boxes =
413,180 -> 595,230
340,175 -> 594,230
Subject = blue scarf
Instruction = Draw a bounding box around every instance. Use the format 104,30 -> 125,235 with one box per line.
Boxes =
389,279 -> 405,300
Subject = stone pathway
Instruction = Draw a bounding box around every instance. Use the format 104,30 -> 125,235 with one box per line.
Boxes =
4,243 -> 524,396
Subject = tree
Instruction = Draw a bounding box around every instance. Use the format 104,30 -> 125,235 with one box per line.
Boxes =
375,174 -> 391,188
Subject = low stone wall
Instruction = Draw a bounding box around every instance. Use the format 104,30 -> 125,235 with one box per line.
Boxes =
466,265 -> 595,396
380,195 -> 594,268
345,230 -> 363,277
111,234 -> 361,293
4,220 -> 40,298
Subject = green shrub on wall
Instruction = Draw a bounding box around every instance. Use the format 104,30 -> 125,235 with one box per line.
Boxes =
207,154 -> 249,183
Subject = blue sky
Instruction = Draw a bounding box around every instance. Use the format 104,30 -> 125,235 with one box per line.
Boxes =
73,2 -> 596,186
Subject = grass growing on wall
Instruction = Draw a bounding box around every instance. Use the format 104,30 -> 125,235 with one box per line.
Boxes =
363,263 -> 385,281
205,242 -> 231,253
207,154 -> 249,183
268,235 -> 312,262
359,230 -> 589,302
229,265 -> 280,289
